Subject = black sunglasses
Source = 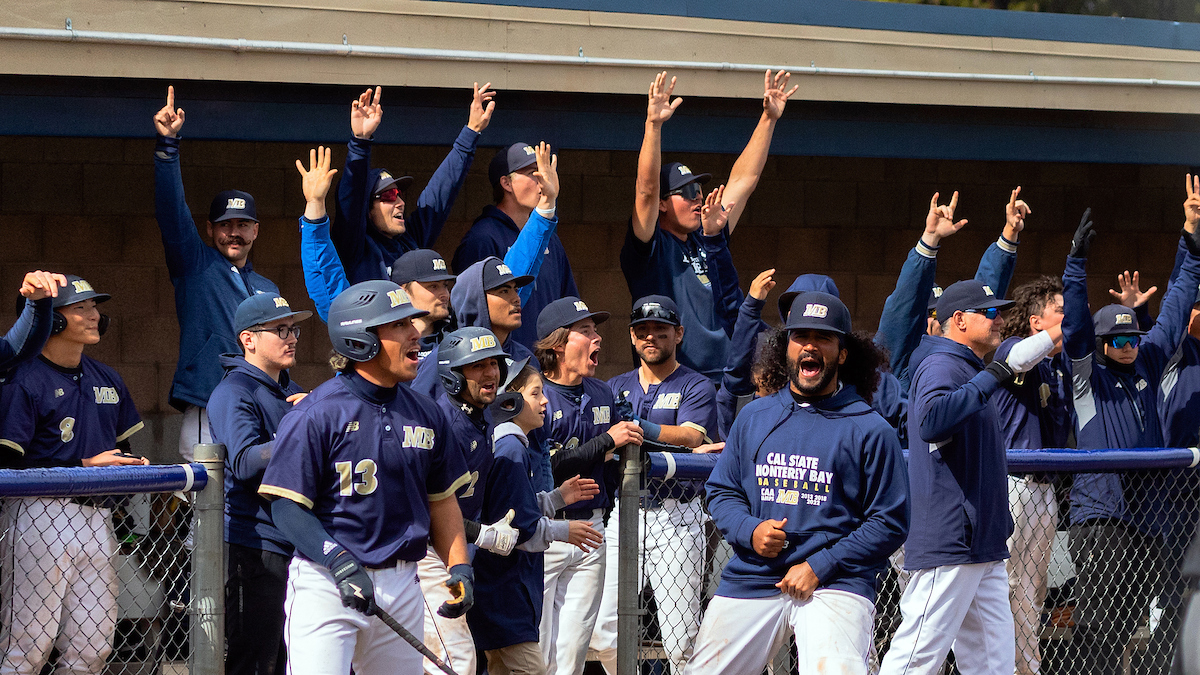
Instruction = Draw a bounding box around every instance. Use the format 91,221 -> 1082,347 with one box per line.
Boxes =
665,182 -> 702,201
250,325 -> 301,339
964,307 -> 1001,320
631,304 -> 680,326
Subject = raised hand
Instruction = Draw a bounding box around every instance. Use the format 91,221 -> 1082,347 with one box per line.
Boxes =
1185,174 -> 1200,233
749,269 -> 776,301
1070,208 -> 1096,259
296,146 -> 339,221
350,87 -> 383,140
468,82 -> 497,133
762,69 -> 799,121
646,71 -> 683,126
701,184 -> 735,236
559,475 -> 600,506
19,271 -> 67,301
923,191 -> 968,247
1108,270 -> 1158,308
532,141 -> 559,211
1004,186 -> 1031,240
153,86 -> 185,138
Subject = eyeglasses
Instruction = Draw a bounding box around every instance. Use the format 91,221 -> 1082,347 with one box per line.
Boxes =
250,325 -> 301,339
375,187 -> 401,204
630,304 -> 680,326
964,307 -> 1001,320
666,182 -> 702,201
1108,335 -> 1141,349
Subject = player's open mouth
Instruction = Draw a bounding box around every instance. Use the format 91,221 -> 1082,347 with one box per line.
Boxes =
405,348 -> 420,362
799,356 -> 822,379
588,349 -> 600,366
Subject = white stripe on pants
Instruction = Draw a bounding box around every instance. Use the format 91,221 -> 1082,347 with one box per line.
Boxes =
590,500 -> 705,675
0,497 -> 117,675
178,404 -> 212,463
683,589 -> 875,675
878,560 -> 1015,675
418,547 -> 475,675
283,557 -> 423,675
1007,477 -> 1057,675
540,508 -> 605,675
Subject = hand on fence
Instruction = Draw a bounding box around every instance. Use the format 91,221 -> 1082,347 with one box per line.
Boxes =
84,449 -> 149,467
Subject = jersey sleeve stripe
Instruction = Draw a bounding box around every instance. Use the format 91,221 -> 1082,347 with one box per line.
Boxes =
428,471 -> 472,502
680,421 -> 711,443
0,439 -> 25,456
257,485 -> 315,509
115,421 -> 145,443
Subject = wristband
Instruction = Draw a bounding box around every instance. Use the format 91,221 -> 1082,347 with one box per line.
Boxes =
985,360 -> 1015,385
638,419 -> 662,442
536,206 -> 556,219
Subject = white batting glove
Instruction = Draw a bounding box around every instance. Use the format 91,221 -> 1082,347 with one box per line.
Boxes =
475,509 -> 518,556
1005,330 -> 1055,374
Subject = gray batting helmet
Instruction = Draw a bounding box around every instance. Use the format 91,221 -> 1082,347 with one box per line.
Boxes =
438,326 -> 510,396
327,281 -> 428,362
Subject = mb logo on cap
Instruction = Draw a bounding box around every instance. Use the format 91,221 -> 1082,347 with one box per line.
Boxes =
273,297 -> 290,309
574,301 -> 588,312
227,197 -> 246,210
1116,313 -> 1133,325
71,280 -> 94,294
523,146 -> 535,156
678,165 -> 692,176
803,303 -> 829,318
982,285 -> 994,296
497,263 -> 513,276
470,335 -> 498,352
433,259 -> 447,271
386,289 -> 411,308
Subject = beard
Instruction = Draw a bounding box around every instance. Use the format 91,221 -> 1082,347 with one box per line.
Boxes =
787,351 -> 838,398
636,342 -> 674,366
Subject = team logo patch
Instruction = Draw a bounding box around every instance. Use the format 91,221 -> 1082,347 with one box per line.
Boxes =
982,285 -> 995,296
573,301 -> 588,312
345,421 -> 359,433
592,406 -> 610,425
653,393 -> 682,410
54,388 -> 64,398
273,297 -> 289,309
402,425 -> 435,449
71,279 -> 94,294
469,335 -> 498,352
496,263 -> 513,276
93,387 -> 119,404
802,303 -> 828,318
226,197 -> 246,210
380,171 -> 392,180
432,258 -> 447,271
931,286 -> 943,299
386,288 -> 411,308
677,165 -> 692,176
553,410 -> 563,421
1115,313 -> 1133,325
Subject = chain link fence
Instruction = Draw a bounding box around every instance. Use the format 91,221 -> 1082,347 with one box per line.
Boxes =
0,462 -> 214,675
625,449 -> 1200,675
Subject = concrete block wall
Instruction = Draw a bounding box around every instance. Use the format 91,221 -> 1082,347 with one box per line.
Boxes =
0,134 -> 1190,454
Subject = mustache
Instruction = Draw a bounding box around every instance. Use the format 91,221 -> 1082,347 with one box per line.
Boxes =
218,236 -> 248,246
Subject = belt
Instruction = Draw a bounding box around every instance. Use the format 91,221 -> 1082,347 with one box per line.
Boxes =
643,495 -> 695,509
559,507 -> 599,520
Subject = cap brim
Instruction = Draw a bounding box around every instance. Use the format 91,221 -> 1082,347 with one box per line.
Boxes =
235,309 -> 314,334
503,356 -> 532,390
1097,327 -> 1149,337
362,303 -> 429,328
55,291 -> 111,309
778,290 -> 799,322
409,272 -> 458,283
628,316 -> 680,327
374,175 -> 415,196
782,319 -> 846,335
584,311 -> 610,327
976,299 -> 1016,311
211,212 -> 257,223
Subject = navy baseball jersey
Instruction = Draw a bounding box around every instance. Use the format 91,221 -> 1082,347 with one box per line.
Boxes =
609,365 -> 719,443
435,392 -> 493,522
259,370 -> 470,567
0,355 -> 143,465
541,378 -> 617,512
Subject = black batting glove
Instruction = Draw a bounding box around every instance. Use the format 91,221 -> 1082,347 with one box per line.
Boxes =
331,552 -> 376,615
437,564 -> 475,619
985,359 -> 1016,385
1069,208 -> 1096,259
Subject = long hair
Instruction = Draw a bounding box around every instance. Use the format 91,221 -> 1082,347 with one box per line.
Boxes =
753,329 -> 885,404
534,326 -> 571,378
1002,276 -> 1063,341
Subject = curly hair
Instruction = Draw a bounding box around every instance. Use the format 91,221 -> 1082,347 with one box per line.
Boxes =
1002,276 -> 1063,341
752,329 -> 885,404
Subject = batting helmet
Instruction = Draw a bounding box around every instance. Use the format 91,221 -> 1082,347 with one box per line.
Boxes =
327,281 -> 428,362
438,327 -> 510,397
15,275 -> 113,336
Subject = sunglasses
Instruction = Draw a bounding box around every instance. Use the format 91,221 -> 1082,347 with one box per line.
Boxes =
964,307 -> 1001,320
630,304 -> 680,326
375,187 -> 402,203
666,182 -> 702,201
250,325 -> 301,340
1108,335 -> 1141,349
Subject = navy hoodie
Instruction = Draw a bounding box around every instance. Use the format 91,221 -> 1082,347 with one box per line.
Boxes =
410,257 -> 534,398
207,355 -> 304,555
706,385 -> 909,601
904,335 -> 1011,570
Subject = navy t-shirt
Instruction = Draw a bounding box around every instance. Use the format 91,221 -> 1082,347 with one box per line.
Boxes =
259,371 -> 470,567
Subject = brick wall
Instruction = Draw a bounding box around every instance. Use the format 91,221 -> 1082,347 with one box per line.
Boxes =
0,134 -> 1189,448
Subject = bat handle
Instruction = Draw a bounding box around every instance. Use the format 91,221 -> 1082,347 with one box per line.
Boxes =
373,607 -> 460,675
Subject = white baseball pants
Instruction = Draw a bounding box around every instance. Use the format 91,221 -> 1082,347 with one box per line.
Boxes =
1006,477 -> 1057,675
418,547 -> 475,675
541,508 -> 606,675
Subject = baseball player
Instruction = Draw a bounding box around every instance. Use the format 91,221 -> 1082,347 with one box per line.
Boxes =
153,86 -> 279,461
207,292 -> 311,675
533,296 -> 644,675
0,275 -> 148,675
878,280 -> 1056,675
258,280 -> 473,675
332,84 -> 494,284
1,271 -> 67,375
623,70 -> 796,382
687,291 -> 909,675
590,295 -> 719,674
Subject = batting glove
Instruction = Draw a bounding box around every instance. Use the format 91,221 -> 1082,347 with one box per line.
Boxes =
437,564 -> 475,619
475,509 -> 518,556
1069,209 -> 1096,259
330,552 -> 376,615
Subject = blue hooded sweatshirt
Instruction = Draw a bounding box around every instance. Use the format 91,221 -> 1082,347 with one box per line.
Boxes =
716,294 -> 766,441
410,257 -> 534,399
707,385 -> 908,601
206,354 -> 304,556
904,335 -> 1012,570
154,135 -> 279,411
332,129 -> 478,284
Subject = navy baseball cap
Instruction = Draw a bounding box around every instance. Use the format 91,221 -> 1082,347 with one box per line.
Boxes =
54,275 -> 111,309
1093,304 -> 1147,337
370,169 -> 414,196
935,280 -> 1014,320
489,143 -> 538,186
782,291 -> 851,336
660,162 -> 711,199
482,257 -> 533,291
537,296 -> 610,341
234,293 -> 313,334
391,250 -> 457,285
208,190 -> 257,223
630,295 -> 680,327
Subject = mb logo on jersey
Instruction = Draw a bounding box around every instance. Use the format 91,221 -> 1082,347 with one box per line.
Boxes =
93,387 -> 119,404
402,425 -> 435,449
227,197 -> 246,210
592,406 -> 611,425
653,393 -> 682,410
273,297 -> 290,309
386,288 -> 411,308
802,303 -> 828,318
470,334 -> 498,352
71,279 -> 95,294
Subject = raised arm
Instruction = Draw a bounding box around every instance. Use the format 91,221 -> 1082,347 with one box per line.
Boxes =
721,70 -> 797,235
974,187 -> 1026,298
152,86 -> 208,277
296,146 -> 346,322
632,72 -> 682,243
0,272 -> 66,372
1141,211 -> 1200,374
1062,209 -> 1097,361
502,142 -> 559,304
332,87 -> 382,265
